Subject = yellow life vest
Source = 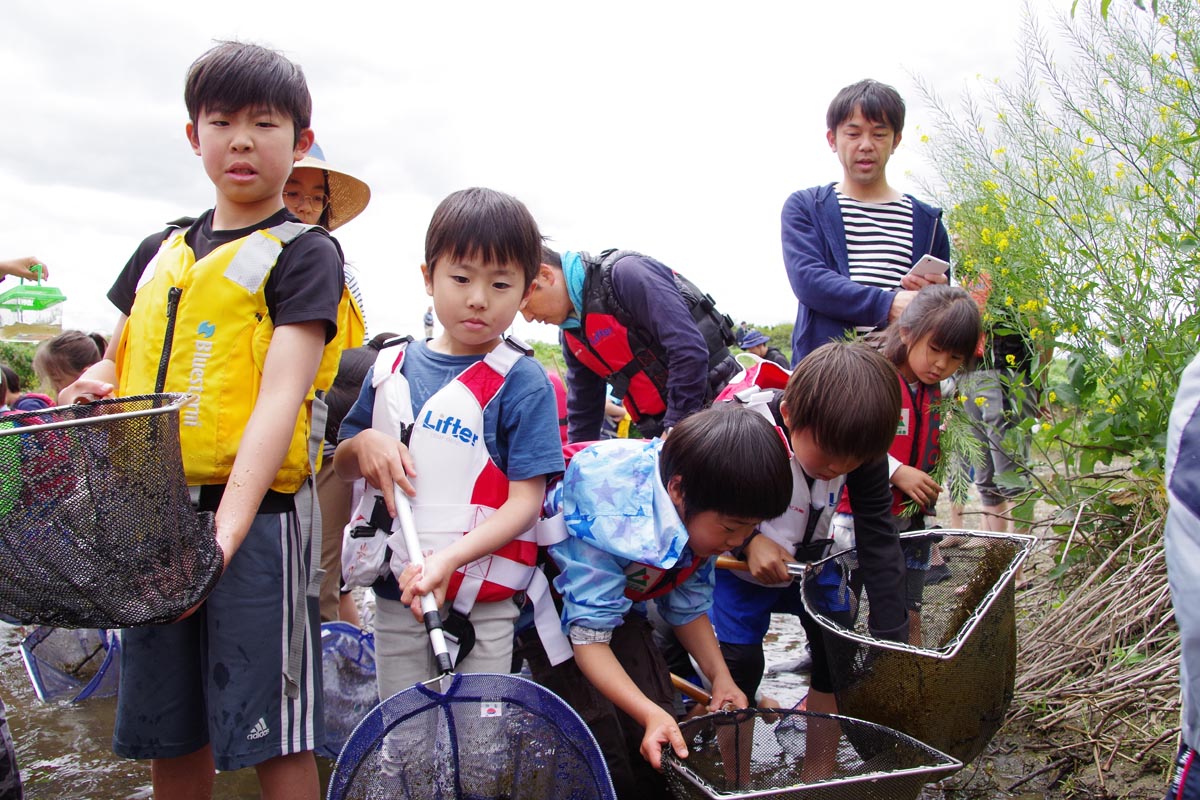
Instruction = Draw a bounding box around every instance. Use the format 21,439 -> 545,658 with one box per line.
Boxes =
116,220 -> 345,493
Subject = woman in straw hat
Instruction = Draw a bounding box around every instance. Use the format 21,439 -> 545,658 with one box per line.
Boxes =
284,144 -> 374,625
284,142 -> 371,334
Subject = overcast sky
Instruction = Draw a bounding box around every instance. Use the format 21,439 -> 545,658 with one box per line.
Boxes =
0,0 -> 1067,346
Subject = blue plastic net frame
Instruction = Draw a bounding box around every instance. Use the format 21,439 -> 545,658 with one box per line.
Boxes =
328,671 -> 616,800
318,621 -> 378,761
18,626 -> 120,703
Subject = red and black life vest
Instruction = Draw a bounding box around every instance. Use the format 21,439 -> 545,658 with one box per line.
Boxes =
889,376 -> 942,516
560,250 -> 737,426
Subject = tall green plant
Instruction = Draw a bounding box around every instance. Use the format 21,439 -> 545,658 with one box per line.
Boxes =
918,0 -> 1200,544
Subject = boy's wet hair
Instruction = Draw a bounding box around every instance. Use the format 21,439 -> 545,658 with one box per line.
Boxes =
425,188 -> 543,288
827,79 -> 906,136
782,341 -> 901,463
659,404 -> 792,523
879,284 -> 981,370
185,41 -> 312,143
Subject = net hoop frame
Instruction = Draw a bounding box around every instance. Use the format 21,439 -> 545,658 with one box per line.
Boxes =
327,671 -> 618,800
801,529 -> 1036,660
664,709 -> 962,799
0,393 -> 194,436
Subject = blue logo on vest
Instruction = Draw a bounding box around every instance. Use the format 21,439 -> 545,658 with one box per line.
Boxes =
185,322 -> 216,427
421,410 -> 480,446
590,326 -> 613,345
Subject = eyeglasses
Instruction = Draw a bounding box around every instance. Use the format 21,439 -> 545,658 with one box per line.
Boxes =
282,191 -> 329,209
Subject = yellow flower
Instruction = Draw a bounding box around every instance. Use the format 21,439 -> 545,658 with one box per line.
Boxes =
1048,390 -> 1057,403
975,397 -> 987,407
1005,296 -> 1014,307
957,395 -> 968,404
1006,354 -> 1016,366
920,134 -> 930,143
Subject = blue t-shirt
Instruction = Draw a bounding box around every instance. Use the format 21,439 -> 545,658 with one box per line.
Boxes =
339,339 -> 566,600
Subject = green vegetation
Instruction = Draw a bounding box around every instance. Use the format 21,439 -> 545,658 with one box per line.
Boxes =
0,341 -> 36,393
917,0 -> 1199,782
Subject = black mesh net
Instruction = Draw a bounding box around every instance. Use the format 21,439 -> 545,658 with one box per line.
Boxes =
0,394 -> 221,628
663,709 -> 960,800
802,530 -> 1035,764
328,672 -> 616,800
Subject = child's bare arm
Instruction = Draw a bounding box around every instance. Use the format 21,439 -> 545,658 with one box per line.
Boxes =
333,430 -> 416,516
212,320 -> 325,568
399,475 -> 546,612
673,613 -> 748,712
573,641 -> 688,770
891,464 -> 941,507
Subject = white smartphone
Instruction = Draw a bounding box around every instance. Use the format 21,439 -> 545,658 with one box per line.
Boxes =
907,253 -> 951,278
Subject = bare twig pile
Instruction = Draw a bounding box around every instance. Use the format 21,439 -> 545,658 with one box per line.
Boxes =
1011,501 -> 1179,791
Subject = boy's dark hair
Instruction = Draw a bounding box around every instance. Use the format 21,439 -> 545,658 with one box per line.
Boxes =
879,284 -> 981,370
0,364 -> 18,394
782,341 -> 900,463
424,188 -> 543,288
185,41 -> 312,143
827,79 -> 906,136
541,245 -> 563,270
659,404 -> 791,522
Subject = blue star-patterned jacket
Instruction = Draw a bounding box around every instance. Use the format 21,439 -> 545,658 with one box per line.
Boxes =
547,438 -> 714,633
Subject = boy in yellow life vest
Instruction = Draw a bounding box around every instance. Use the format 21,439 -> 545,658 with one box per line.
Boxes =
60,41 -> 344,800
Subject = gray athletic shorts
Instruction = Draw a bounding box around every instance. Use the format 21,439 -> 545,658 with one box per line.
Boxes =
113,509 -> 324,771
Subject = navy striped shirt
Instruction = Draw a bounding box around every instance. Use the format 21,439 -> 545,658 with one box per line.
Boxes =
837,191 -> 913,333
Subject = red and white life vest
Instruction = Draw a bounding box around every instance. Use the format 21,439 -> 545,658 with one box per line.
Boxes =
371,337 -> 572,664
716,355 -> 844,586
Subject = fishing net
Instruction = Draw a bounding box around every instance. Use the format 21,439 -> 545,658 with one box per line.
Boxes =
802,529 -> 1035,763
0,394 -> 222,628
319,621 -> 379,761
18,626 -> 120,703
662,708 -> 960,800
328,672 -> 616,800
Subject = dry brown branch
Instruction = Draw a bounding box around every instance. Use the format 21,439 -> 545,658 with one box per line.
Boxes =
1010,497 -> 1178,778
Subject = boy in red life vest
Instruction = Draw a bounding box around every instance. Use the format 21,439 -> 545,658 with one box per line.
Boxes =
333,188 -> 565,701
528,405 -> 791,799
710,341 -> 909,778
519,246 -> 739,441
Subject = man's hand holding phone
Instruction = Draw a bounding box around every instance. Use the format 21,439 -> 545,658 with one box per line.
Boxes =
900,254 -> 951,290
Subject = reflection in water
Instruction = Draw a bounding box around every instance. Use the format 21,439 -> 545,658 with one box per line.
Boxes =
0,614 -> 808,798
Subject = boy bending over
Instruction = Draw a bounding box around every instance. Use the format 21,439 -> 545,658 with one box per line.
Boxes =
528,405 -> 791,799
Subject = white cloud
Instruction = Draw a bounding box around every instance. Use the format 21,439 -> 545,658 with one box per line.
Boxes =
1,0 -> 1057,346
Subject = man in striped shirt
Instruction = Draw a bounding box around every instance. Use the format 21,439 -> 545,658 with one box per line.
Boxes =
782,79 -> 951,363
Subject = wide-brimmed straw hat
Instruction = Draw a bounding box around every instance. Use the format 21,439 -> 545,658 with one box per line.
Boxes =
290,143 -> 371,231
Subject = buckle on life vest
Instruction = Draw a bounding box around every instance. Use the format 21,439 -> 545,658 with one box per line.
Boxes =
442,608 -> 476,667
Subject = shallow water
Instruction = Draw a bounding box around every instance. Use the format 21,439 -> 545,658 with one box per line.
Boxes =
0,613 -> 808,798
